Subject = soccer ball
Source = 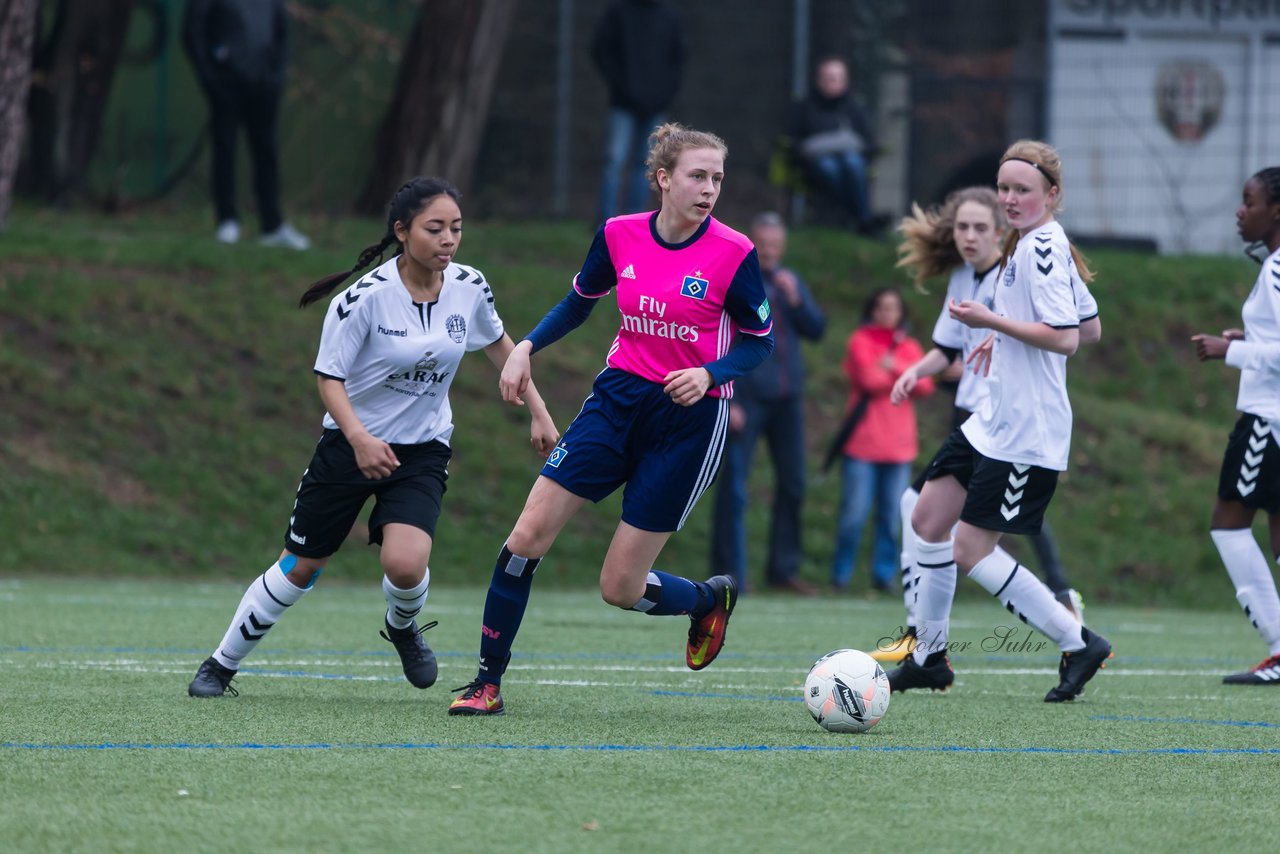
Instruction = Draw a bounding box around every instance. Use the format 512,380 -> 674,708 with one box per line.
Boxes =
804,649 -> 890,733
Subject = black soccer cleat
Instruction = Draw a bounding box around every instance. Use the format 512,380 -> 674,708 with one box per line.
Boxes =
188,656 -> 238,698
380,619 -> 439,688
887,651 -> 954,693
1222,653 -> 1280,685
1044,627 -> 1112,702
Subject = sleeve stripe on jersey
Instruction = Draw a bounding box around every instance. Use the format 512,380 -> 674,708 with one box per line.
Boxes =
571,273 -> 609,299
314,370 -> 346,381
371,270 -> 387,282
456,269 -> 471,281
739,322 -> 773,337
717,312 -> 732,362
1048,323 -> 1080,329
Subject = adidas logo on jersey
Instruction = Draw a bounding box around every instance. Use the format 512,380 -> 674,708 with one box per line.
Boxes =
620,264 -> 636,279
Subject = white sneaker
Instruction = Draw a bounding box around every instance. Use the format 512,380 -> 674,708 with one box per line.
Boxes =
259,222 -> 310,251
215,220 -> 240,244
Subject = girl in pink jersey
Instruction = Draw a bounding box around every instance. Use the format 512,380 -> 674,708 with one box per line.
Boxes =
450,124 -> 775,715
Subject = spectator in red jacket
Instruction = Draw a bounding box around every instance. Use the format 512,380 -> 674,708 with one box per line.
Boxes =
831,288 -> 934,593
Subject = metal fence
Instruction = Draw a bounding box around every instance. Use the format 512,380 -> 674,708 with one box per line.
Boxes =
80,0 -> 1280,253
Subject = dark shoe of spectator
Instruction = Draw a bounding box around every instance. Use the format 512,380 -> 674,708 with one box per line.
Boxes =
858,212 -> 891,237
767,576 -> 819,596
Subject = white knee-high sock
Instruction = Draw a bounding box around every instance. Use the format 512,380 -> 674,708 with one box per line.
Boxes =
911,537 -> 958,664
383,569 -> 430,629
1211,529 -> 1280,655
900,487 -> 920,628
212,560 -> 312,669
992,544 -> 1081,624
968,549 -> 1084,652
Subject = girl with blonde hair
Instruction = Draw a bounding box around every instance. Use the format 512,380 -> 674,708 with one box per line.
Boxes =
884,142 -> 1112,703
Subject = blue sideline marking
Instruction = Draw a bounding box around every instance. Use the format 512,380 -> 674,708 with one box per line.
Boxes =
1092,714 -> 1280,729
3,742 -> 1279,755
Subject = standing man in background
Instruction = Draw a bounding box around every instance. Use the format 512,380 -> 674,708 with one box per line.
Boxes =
712,212 -> 827,595
591,0 -> 684,222
183,0 -> 309,250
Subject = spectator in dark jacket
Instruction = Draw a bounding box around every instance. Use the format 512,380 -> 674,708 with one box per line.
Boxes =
591,0 -> 685,222
711,213 -> 827,595
183,0 -> 308,249
791,56 -> 880,234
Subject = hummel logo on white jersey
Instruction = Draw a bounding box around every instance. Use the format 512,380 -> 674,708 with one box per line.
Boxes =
620,264 -> 636,279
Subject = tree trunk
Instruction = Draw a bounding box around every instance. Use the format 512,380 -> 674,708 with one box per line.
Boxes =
24,0 -> 134,207
356,0 -> 515,215
0,0 -> 37,230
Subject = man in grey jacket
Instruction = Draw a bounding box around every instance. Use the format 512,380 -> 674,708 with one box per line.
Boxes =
711,213 -> 827,595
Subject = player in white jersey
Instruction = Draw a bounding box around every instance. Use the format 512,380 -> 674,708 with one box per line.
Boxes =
188,177 -> 559,698
883,142 -> 1113,703
1192,167 -> 1280,685
873,187 -> 1096,664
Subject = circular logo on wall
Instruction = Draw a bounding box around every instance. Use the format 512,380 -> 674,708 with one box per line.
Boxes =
1154,59 -> 1224,143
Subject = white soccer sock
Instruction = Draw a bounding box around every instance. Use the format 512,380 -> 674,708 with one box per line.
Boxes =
383,569 -> 430,630
212,560 -> 311,670
968,549 -> 1084,652
1211,529 -> 1280,656
911,537 -> 957,665
899,487 -> 920,628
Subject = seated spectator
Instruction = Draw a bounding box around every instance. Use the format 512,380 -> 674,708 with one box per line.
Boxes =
790,56 -> 882,235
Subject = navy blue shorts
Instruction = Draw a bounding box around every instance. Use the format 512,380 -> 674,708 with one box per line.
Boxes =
1217,414 -> 1280,514
541,368 -> 729,532
284,429 -> 450,558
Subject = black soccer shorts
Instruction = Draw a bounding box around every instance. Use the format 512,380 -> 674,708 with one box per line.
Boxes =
283,429 -> 451,558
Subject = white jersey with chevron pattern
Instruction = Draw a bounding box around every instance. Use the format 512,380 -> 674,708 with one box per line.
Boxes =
312,256 -> 504,446
960,220 -> 1083,472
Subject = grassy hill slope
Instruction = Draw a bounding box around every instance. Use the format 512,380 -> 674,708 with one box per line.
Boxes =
0,207 -> 1263,607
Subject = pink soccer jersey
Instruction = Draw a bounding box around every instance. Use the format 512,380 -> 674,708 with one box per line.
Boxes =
573,213 -> 773,398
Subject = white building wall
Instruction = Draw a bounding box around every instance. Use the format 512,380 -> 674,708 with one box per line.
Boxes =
1048,0 -> 1280,254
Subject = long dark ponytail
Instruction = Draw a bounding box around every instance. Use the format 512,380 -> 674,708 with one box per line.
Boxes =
298,177 -> 462,308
